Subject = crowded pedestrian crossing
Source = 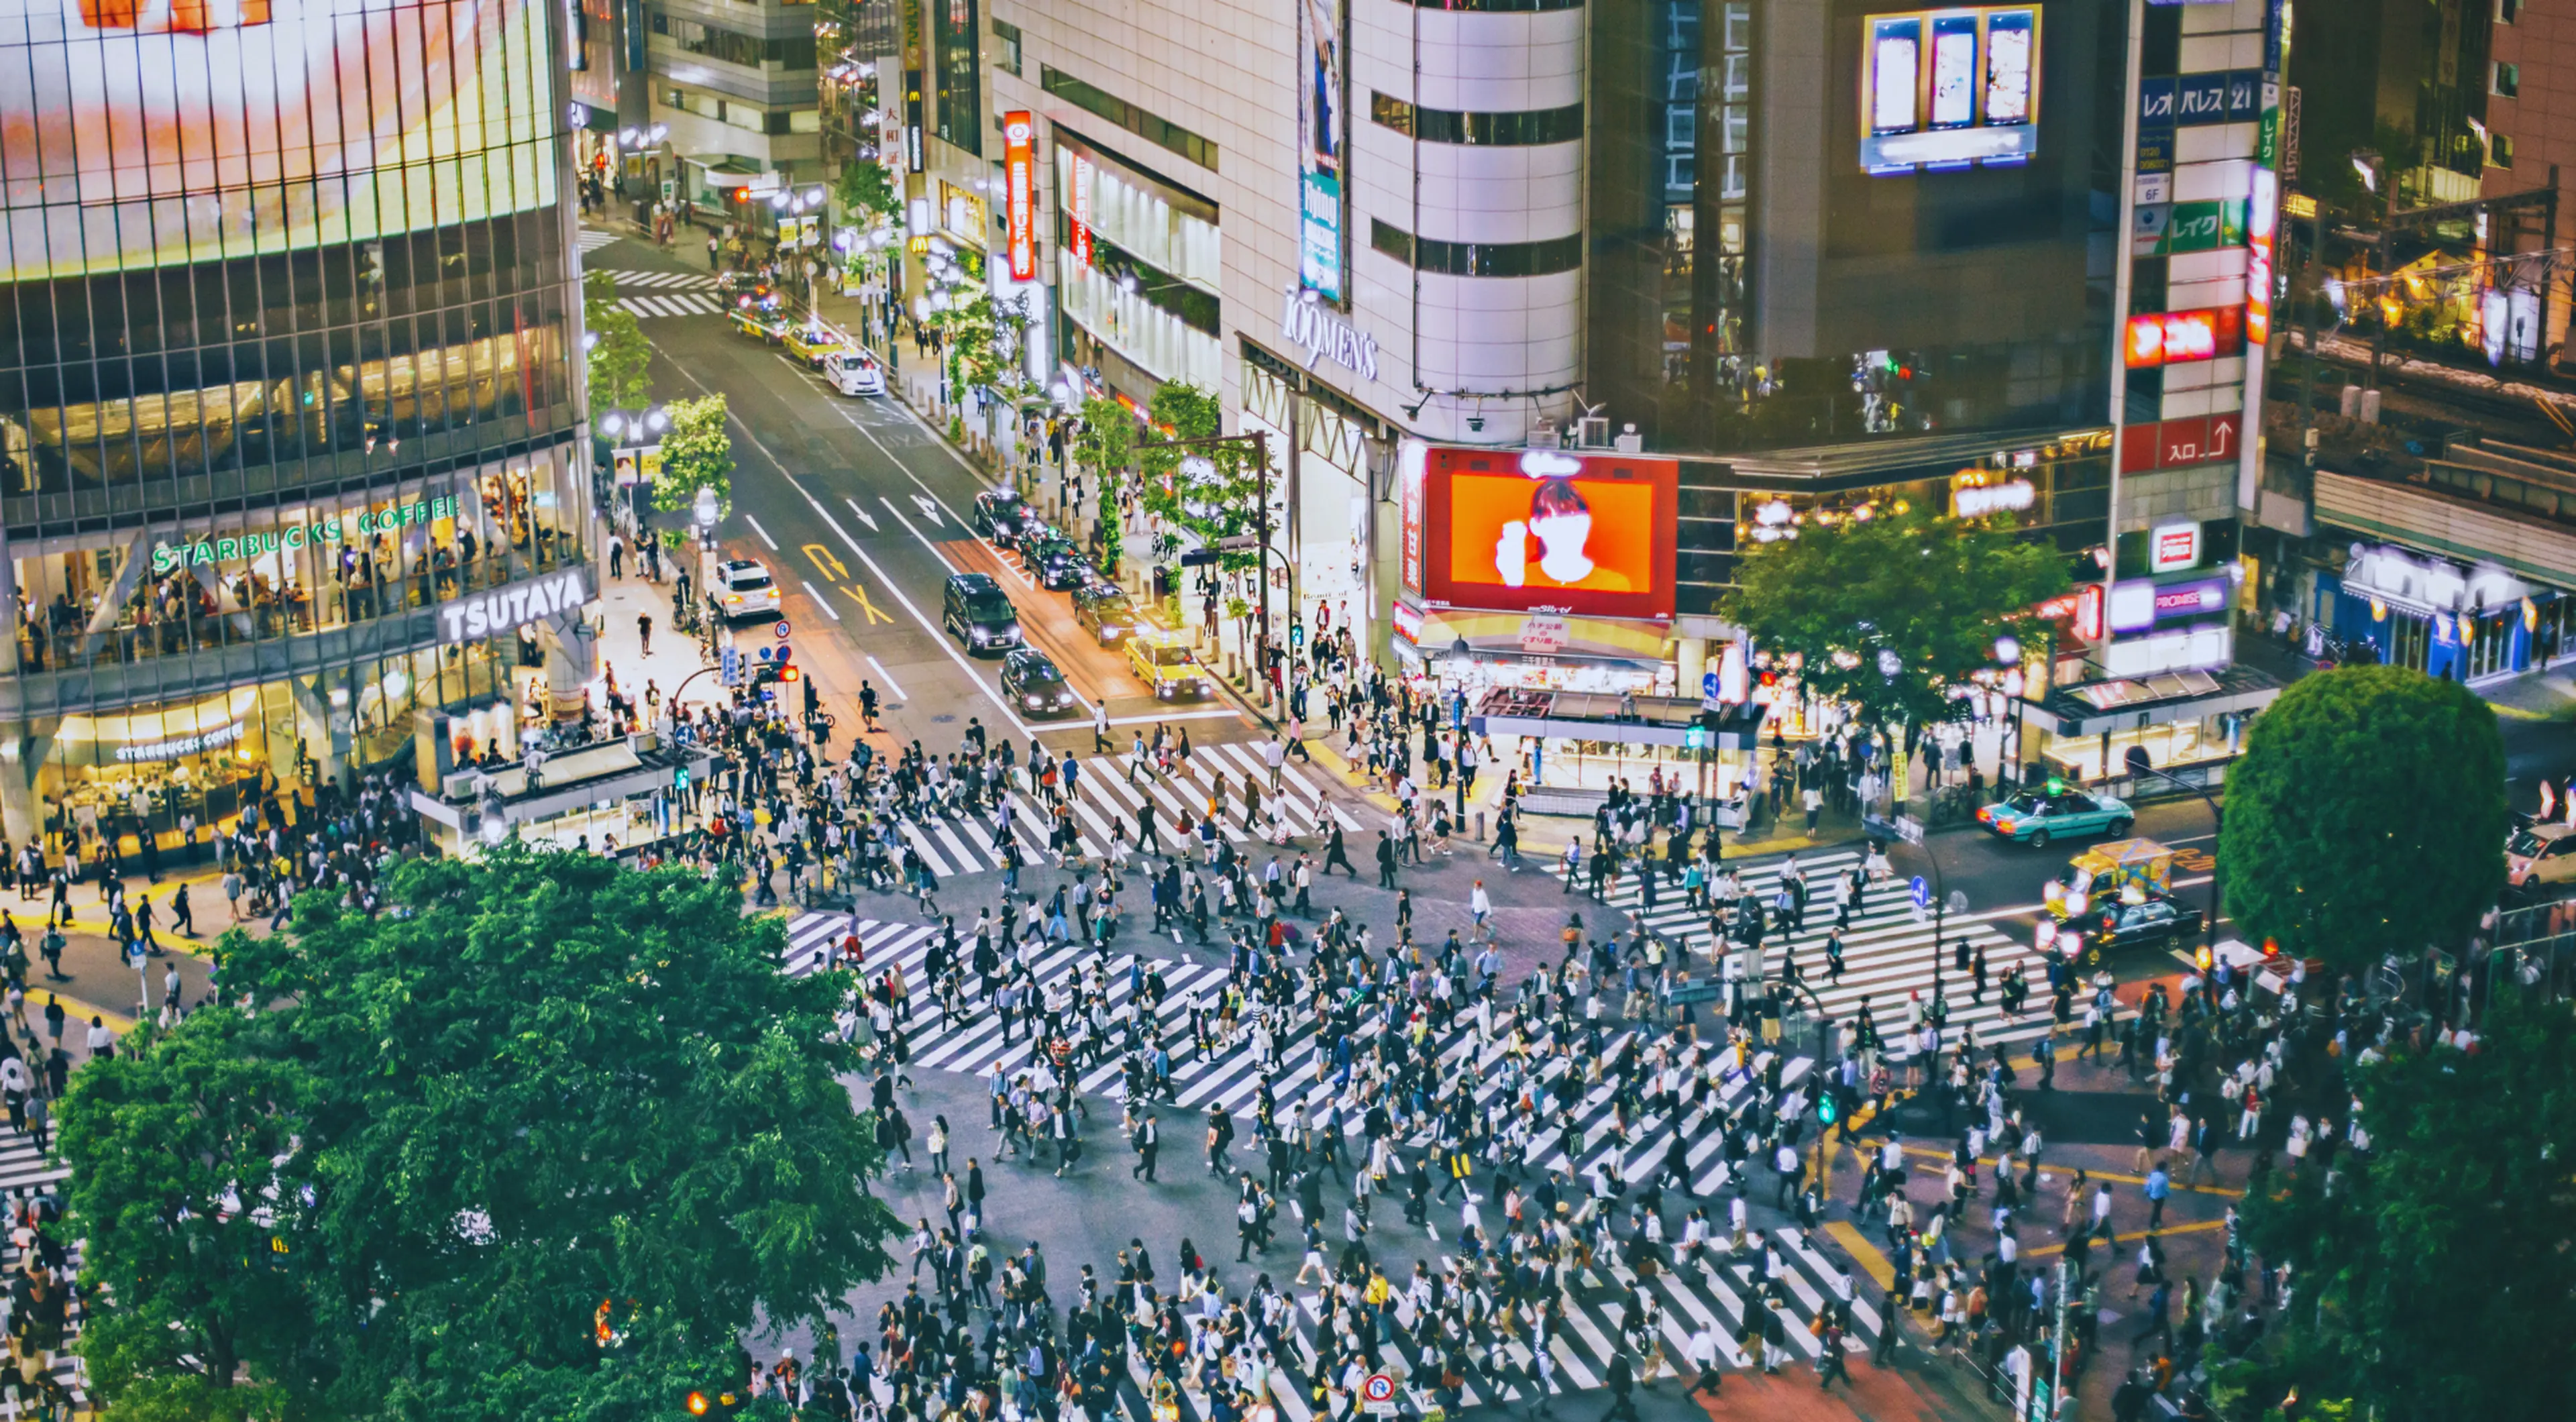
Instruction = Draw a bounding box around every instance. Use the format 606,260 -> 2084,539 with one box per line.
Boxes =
0,1127 -> 85,1415
777,912 -> 1884,1416
837,737 -> 1366,885
1556,846 -> 2061,1049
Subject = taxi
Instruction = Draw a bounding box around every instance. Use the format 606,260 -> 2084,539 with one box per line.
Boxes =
783,322 -> 846,368
730,305 -> 788,344
1128,630 -> 1211,700
1976,783 -> 2133,847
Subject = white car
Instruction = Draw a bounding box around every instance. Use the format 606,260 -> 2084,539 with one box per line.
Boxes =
824,348 -> 885,397
716,557 -> 783,622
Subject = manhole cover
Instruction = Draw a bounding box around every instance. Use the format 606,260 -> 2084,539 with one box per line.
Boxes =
931,714 -> 957,724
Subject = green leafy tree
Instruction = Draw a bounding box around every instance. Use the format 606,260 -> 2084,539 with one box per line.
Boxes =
1720,504 -> 2066,775
584,270 -> 654,413
2217,665 -> 2506,973
833,160 -> 900,224
653,394 -> 735,516
2217,993 -> 2576,1422
66,846 -> 902,1419
1136,383 -> 1264,575
60,1010 -> 313,1422
1073,395 -> 1136,575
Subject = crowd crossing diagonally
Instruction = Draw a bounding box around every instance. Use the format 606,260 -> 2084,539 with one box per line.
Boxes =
0,1127 -> 85,1411
1553,847 -> 2062,1050
775,915 -> 1885,1413
831,739 -> 1364,885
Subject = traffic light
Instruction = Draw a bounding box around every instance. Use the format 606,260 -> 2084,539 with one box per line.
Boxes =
1290,622 -> 1305,649
674,765 -> 692,791
1817,1088 -> 1840,1128
720,645 -> 742,686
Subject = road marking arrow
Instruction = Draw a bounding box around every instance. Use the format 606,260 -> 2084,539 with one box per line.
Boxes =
911,493 -> 941,523
802,543 -> 848,580
844,497 -> 879,531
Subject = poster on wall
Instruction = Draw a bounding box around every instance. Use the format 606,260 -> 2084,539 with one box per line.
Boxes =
1418,447 -> 1678,623
1860,5 -> 2040,175
1297,0 -> 1347,305
1,0 -> 561,284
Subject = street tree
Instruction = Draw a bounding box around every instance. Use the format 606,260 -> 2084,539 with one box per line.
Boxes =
833,159 -> 900,225
60,1009 -> 313,1422
2217,992 -> 2576,1422
1720,503 -> 2066,774
652,394 -> 735,517
1136,383 -> 1264,576
1073,394 -> 1136,575
583,270 -> 654,412
2217,665 -> 2506,974
66,846 -> 902,1419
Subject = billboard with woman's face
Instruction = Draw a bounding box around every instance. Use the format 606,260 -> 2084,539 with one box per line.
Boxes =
1413,447 -> 1677,623
0,0 -> 560,284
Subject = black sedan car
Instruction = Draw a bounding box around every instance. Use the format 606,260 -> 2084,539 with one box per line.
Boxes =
1071,581 -> 1141,644
973,489 -> 1036,547
2070,894 -> 2206,966
1000,648 -> 1079,716
1022,532 -> 1093,591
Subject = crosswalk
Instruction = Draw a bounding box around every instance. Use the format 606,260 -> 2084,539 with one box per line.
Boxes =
1560,847 -> 2057,1048
823,737 -> 1364,885
613,291 -> 727,319
575,226 -> 623,254
784,912 -> 1884,1413
0,1128 -> 87,1412
594,268 -> 723,289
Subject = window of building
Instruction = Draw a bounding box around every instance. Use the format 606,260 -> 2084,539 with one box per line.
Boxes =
1041,66 -> 1218,170
1397,0 -> 1581,9
1367,93 -> 1582,146
1368,221 -> 1581,277
2495,132 -> 2516,166
2495,61 -> 2520,97
648,9 -> 814,67
2500,0 -> 2520,22
934,0 -> 983,156
993,17 -> 1022,76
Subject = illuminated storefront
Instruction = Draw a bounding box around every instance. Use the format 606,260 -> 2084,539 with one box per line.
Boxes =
0,0 -> 593,846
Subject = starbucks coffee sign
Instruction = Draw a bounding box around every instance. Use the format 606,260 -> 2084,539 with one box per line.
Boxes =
150,495 -> 465,575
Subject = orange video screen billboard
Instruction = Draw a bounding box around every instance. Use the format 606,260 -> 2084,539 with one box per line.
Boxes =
1417,447 -> 1677,622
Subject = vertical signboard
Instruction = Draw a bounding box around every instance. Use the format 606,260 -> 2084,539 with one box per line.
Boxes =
1004,112 -> 1036,281
1297,0 -> 1348,304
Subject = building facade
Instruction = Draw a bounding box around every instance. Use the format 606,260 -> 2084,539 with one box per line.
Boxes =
0,0 -> 598,851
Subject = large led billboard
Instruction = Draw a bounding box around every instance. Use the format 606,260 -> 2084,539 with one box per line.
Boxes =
0,0 -> 561,284
1861,5 -> 2039,175
1412,447 -> 1678,623
1295,0 -> 1345,304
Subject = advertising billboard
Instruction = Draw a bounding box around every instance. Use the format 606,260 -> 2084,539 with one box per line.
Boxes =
1417,447 -> 1677,623
1296,0 -> 1345,303
1860,5 -> 2039,175
0,0 -> 561,286
1004,111 -> 1036,281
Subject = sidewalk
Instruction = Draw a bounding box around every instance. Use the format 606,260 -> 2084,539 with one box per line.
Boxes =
586,555 -> 728,719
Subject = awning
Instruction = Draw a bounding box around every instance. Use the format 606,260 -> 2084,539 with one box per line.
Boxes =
1470,690 -> 1768,751
1397,607 -> 1671,667
682,153 -> 769,179
2017,661 -> 2282,737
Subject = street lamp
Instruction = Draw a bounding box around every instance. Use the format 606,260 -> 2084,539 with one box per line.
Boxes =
1446,638 -> 1472,832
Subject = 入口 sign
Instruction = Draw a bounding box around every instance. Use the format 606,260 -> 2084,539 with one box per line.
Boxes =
436,567 -> 594,645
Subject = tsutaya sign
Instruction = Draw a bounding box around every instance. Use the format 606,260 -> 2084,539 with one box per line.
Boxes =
436,567 -> 594,645
1279,286 -> 1380,382
150,495 -> 464,574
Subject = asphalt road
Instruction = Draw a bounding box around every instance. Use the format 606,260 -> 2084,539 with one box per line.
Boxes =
596,231 -> 1269,768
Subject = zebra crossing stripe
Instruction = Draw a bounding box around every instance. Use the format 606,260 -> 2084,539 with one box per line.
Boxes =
802,924 -> 1886,1395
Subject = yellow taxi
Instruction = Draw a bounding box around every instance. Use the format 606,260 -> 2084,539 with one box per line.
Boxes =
783,322 -> 846,368
730,307 -> 787,344
1126,630 -> 1212,700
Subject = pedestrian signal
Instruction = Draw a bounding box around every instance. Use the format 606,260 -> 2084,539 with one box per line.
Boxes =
720,645 -> 742,686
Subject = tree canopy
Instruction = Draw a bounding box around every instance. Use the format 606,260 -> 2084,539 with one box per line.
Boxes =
653,394 -> 735,516
62,846 -> 900,1421
2217,665 -> 2506,973
2220,993 -> 2576,1422
582,270 -> 653,413
1719,504 -> 2067,741
1136,384 -> 1265,575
